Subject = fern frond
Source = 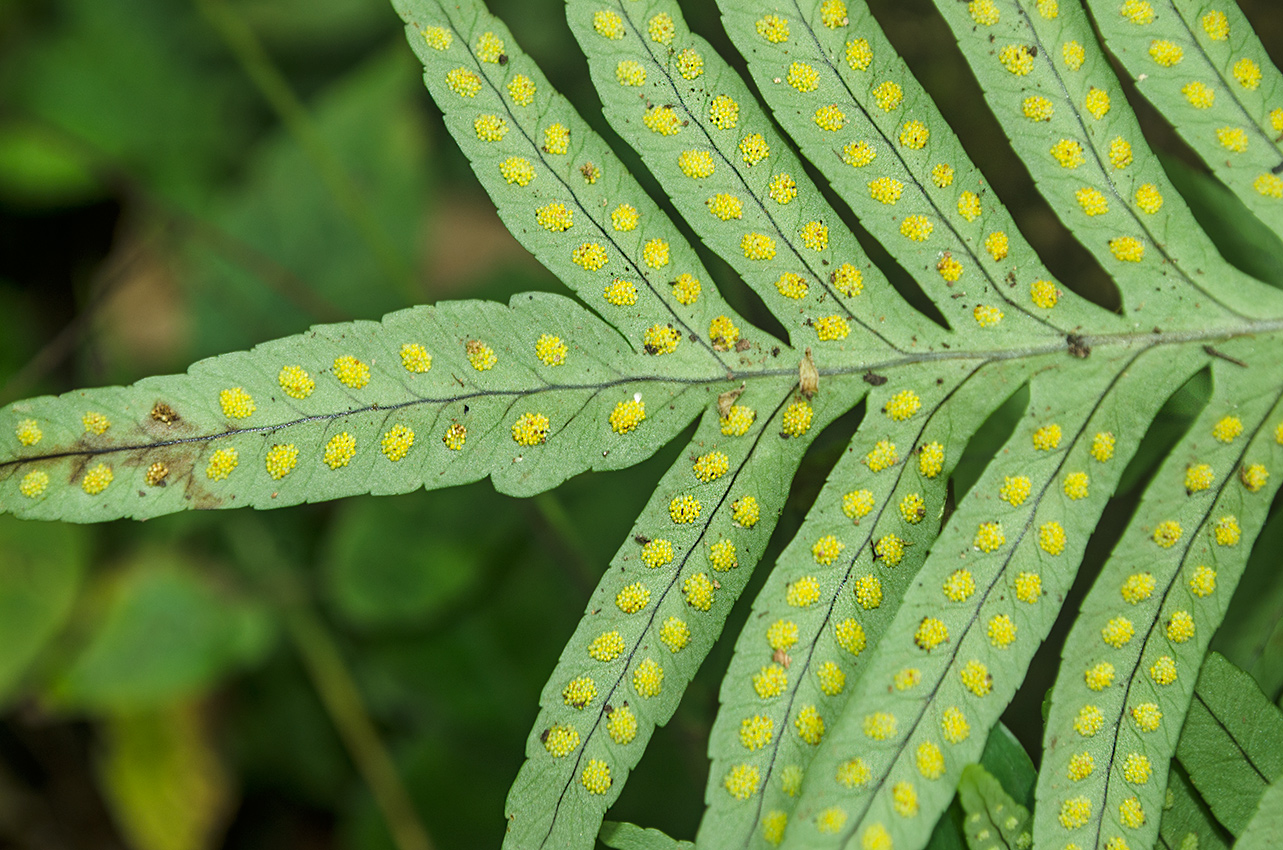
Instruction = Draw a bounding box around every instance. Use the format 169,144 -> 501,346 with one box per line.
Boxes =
957,763 -> 1031,850
502,382 -> 851,849
719,0 -> 1117,338
929,0 -> 1283,327
0,295 -> 724,520
1085,0 -> 1283,239
565,0 -> 935,351
394,0 -> 764,363
697,357 -> 1035,848
1235,772 -> 1283,850
600,820 -> 695,850
774,343 -> 1206,848
1176,652 -> 1283,836
1035,346 -> 1283,850
1161,763 -> 1231,850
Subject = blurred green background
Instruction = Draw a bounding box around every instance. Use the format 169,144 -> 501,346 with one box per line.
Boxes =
0,0 -> 1281,848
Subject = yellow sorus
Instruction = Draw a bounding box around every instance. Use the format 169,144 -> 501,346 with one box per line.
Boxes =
919,442 -> 945,478
496,72 -> 538,109
775,272 -> 809,300
465,340 -> 497,371
670,493 -> 701,524
641,539 -> 674,569
982,232 -> 1010,261
941,706 -> 970,743
499,157 -> 535,186
1051,139 -> 1085,168
1167,610 -> 1195,642
606,704 -> 637,744
588,631 -> 625,662
1150,656 -> 1177,686
610,204 -> 639,232
333,355 -> 370,389
917,742 -> 945,779
872,81 -> 903,111
974,522 -> 1005,553
800,221 -> 829,251
915,617 -> 949,651
633,658 -> 664,698
937,256 -> 963,282
1085,87 -> 1111,119
1110,137 -> 1133,168
1202,10 -> 1229,39
582,759 -> 611,794
1149,39 -> 1183,66
535,202 -> 573,232
422,26 -> 451,50
931,163 -> 954,188
769,173 -> 797,204
676,49 -> 704,79
880,390 -> 919,422
81,463 -> 114,495
756,13 -> 789,43
832,263 -> 863,296
1213,415 -> 1243,442
610,398 -> 646,434
206,447 -> 239,480
1068,752 -> 1095,781
721,405 -> 755,436
1121,572 -> 1156,604
648,12 -> 674,44
1120,0 -> 1155,24
969,0 -> 999,25
895,215 -> 934,245
692,451 -> 730,484
1234,58 -> 1262,90
761,812 -> 787,845
820,0 -> 847,28
1077,187 -> 1109,216
1091,431 -> 1116,462
1218,127 -> 1249,152
1085,661 -> 1115,691
869,176 -> 904,204
643,239 -> 669,269
843,140 -> 877,167
1076,705 -> 1105,736
643,106 -> 682,136
1015,571 -> 1042,603
603,279 -> 637,307
660,617 -> 690,652
1033,423 -> 1062,451
441,423 -> 465,451
1022,95 -> 1053,125
219,387 -> 255,419
835,618 -> 866,655
988,614 -> 1016,648
1000,475 -> 1031,506
709,315 -> 739,348
400,344 -> 432,374
943,569 -> 974,602
672,274 -> 701,305
1060,797 -> 1092,830
1132,702 -> 1162,732
593,10 -> 623,38
1185,463 -> 1214,492
1119,797 -> 1146,829
265,444 -> 299,480
817,661 -> 846,696
753,664 -> 788,698
1031,280 -> 1058,309
19,470 -> 49,499
446,67 -> 481,97
1182,81 -> 1215,108
782,400 -> 813,437
708,193 -> 743,220
732,496 -> 760,528
874,534 -> 905,566
1102,616 -> 1135,648
740,134 -> 770,165
616,581 -> 650,614
1063,40 -> 1086,71
1000,44 -> 1034,75
474,114 -> 508,142
788,576 -> 821,607
864,440 -> 898,472
616,60 -> 645,87
543,123 -> 569,155
961,660 -> 992,696
957,191 -> 981,221
643,324 -> 679,355
1064,471 -> 1089,500
864,711 -> 897,741
854,574 -> 882,609
974,305 -> 1003,327
141,460 -> 172,486
899,120 -> 929,149
572,243 -> 608,271
843,489 -> 875,520
794,705 -> 825,745
78,410 -> 111,436
1214,515 -> 1241,546
1038,0 -> 1058,17
767,619 -> 798,652
724,764 -> 761,800
788,62 -> 819,92
679,149 -> 715,178
1153,520 -> 1182,548
1110,236 -> 1146,262
814,315 -> 849,341
709,95 -> 739,129
543,725 -> 579,757
534,334 -> 567,367
1241,464 -> 1269,492
382,424 -> 415,460
15,418 -> 42,446
511,412 -> 550,447
1040,522 -> 1067,555
474,31 -> 504,62
812,535 -> 845,565
846,37 -> 872,71
323,432 -> 357,470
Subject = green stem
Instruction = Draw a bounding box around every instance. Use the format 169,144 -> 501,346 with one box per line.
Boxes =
196,0 -> 420,302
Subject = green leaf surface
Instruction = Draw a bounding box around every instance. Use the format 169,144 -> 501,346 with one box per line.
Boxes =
54,554 -> 273,710
0,515 -> 88,703
1177,652 -> 1283,837
1212,505 -> 1283,697
599,820 -> 694,850
1085,0 -> 1283,239
1158,762 -> 1231,850
1035,346 -> 1283,850
1233,770 -> 1283,850
958,763 -> 1031,850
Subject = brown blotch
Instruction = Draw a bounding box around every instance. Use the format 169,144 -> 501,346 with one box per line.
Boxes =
151,402 -> 180,424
